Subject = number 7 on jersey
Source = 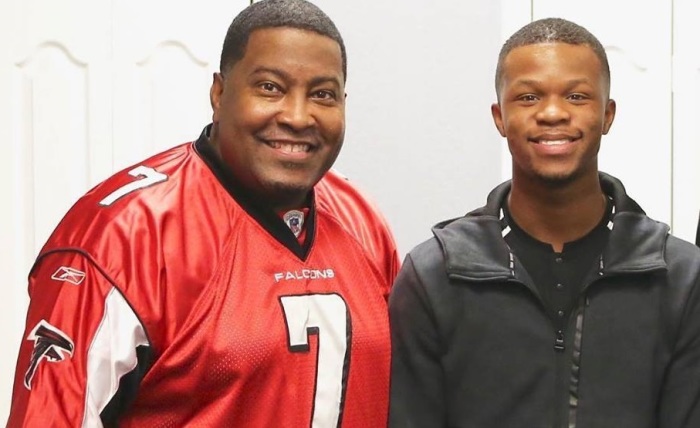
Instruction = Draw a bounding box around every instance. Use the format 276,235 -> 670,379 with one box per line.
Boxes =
280,293 -> 350,428
99,166 -> 168,206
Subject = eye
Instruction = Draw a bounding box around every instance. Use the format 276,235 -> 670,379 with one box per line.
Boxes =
516,94 -> 538,103
258,82 -> 281,94
311,90 -> 337,101
568,93 -> 589,102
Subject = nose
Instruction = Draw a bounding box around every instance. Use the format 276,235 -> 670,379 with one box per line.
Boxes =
277,91 -> 315,131
535,96 -> 570,125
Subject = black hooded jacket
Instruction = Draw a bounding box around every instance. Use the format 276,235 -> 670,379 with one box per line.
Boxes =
389,172 -> 700,428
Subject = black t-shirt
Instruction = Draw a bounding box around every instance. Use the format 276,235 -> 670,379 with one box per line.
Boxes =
502,198 -> 613,328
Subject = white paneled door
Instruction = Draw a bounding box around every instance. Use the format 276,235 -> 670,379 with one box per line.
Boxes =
0,0 -> 113,421
0,0 -> 248,421
673,0 -> 700,243
111,1 -> 249,171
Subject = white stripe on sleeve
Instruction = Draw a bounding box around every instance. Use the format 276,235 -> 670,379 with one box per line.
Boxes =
82,287 -> 149,427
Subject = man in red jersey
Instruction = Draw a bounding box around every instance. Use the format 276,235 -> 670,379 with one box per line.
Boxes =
7,0 -> 399,426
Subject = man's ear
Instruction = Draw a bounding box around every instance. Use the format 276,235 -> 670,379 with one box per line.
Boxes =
491,102 -> 506,137
210,72 -> 224,123
602,98 -> 616,135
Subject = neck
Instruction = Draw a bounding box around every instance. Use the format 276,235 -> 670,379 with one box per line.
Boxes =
508,173 -> 607,252
208,126 -> 310,213
272,196 -> 309,214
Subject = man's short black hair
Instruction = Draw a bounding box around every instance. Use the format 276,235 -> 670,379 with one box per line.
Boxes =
220,0 -> 347,81
495,17 -> 610,98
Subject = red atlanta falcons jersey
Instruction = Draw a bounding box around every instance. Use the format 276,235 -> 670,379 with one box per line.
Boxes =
7,130 -> 399,427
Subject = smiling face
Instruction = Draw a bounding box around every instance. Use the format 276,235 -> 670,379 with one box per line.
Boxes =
210,26 -> 345,211
491,42 -> 616,187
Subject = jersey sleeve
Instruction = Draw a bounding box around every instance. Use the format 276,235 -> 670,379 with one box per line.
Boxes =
7,250 -> 152,428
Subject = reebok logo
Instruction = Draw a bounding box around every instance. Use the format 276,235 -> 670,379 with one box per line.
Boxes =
51,266 -> 86,285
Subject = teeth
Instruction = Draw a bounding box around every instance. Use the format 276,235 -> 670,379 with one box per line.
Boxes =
270,142 -> 310,153
539,139 -> 570,146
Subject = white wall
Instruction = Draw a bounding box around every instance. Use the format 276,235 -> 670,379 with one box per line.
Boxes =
321,0 -> 504,255
673,0 -> 700,242
1,0 -> 698,423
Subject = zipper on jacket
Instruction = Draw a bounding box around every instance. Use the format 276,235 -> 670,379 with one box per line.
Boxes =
567,300 -> 586,428
554,330 -> 565,351
553,300 -> 584,428
562,256 -> 604,428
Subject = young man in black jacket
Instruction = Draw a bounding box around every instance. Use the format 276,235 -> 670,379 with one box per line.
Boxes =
389,18 -> 700,428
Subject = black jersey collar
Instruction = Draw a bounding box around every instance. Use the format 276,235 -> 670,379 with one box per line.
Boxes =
192,124 -> 316,260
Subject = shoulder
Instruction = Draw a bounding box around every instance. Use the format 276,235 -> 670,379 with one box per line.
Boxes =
315,169 -> 399,282
40,142 -> 234,264
28,141 -> 242,347
664,234 -> 700,276
315,169 -> 383,219
84,142 -> 204,213
315,169 -> 395,244
404,236 -> 446,272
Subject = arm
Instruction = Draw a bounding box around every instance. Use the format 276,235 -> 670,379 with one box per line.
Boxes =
7,250 -> 151,427
388,254 -> 445,428
658,273 -> 700,427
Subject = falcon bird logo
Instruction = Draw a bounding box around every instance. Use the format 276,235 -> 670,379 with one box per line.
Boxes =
24,320 -> 74,390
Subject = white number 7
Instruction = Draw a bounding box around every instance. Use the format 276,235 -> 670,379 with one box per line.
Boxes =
280,294 -> 350,428
99,166 -> 168,206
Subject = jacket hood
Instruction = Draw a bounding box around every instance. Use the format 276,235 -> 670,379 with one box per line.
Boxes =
432,172 -> 669,281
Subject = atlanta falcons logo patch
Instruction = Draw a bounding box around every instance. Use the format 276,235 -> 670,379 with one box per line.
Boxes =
24,320 -> 74,390
283,209 -> 304,238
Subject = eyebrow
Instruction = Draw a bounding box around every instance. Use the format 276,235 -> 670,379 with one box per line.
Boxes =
252,66 -> 342,88
514,77 -> 592,88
